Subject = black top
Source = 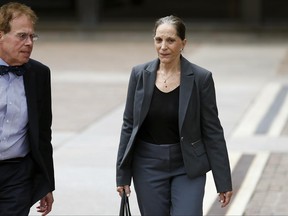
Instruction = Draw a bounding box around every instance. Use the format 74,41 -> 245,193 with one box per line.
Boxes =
138,85 -> 180,144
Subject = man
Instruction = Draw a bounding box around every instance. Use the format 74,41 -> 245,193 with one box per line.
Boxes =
0,2 -> 55,215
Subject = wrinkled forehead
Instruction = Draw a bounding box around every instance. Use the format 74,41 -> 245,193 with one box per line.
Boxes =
9,14 -> 34,29
155,23 -> 178,38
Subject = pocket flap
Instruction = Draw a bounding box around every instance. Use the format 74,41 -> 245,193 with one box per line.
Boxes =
191,139 -> 206,156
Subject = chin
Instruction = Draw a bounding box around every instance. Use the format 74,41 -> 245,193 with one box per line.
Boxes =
21,57 -> 30,63
160,59 -> 172,64
159,56 -> 169,61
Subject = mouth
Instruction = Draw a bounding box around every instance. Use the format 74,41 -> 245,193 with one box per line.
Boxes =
20,51 -> 31,57
159,53 -> 170,57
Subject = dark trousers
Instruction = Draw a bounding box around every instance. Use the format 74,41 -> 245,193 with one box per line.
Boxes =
0,154 -> 34,216
132,140 -> 206,216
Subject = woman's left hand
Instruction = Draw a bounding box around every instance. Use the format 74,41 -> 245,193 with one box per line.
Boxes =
117,185 -> 131,197
219,191 -> 233,208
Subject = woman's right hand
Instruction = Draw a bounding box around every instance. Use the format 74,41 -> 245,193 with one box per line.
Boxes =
117,185 -> 131,197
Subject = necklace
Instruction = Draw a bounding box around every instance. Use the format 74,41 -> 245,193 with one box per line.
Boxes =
163,74 -> 174,88
160,72 -> 179,88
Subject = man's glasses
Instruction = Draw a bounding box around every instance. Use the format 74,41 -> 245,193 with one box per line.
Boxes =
15,32 -> 39,42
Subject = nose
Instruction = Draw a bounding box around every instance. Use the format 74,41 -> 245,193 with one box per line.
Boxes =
25,37 -> 33,45
24,36 -> 33,45
160,41 -> 167,50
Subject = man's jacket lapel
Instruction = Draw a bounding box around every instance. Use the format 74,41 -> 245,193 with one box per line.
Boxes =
23,63 -> 39,148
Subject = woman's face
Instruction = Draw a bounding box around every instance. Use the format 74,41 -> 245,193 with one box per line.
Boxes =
154,23 -> 186,64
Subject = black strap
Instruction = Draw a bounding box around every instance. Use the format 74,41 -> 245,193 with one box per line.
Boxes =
119,191 -> 131,216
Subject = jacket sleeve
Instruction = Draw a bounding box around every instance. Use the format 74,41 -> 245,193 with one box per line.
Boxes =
200,72 -> 232,193
116,68 -> 138,186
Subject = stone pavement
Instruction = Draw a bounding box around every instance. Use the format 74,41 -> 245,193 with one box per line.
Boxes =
28,29 -> 288,215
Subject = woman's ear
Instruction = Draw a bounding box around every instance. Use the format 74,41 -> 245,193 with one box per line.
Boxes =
182,38 -> 187,49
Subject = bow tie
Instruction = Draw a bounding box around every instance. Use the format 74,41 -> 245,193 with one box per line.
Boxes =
0,65 -> 25,76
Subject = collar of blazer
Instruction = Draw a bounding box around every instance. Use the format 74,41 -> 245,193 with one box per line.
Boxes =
22,60 -> 39,142
23,61 -> 34,97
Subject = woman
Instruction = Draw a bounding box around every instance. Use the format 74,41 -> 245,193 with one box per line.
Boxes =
116,15 -> 233,215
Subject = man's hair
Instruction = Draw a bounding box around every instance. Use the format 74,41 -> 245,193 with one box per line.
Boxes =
0,2 -> 38,33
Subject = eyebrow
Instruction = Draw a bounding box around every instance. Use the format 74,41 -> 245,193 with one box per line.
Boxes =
154,36 -> 176,40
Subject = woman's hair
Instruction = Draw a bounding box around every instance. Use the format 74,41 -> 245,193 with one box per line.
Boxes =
0,2 -> 38,33
153,15 -> 186,40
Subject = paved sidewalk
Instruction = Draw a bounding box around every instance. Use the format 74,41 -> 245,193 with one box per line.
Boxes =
28,29 -> 288,215
244,153 -> 288,215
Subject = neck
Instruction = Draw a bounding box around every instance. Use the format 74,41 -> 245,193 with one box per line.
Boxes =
159,60 -> 181,75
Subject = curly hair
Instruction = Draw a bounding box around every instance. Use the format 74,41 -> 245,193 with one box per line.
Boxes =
0,2 -> 38,33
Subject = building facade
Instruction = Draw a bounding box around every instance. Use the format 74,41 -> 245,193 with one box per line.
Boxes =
1,0 -> 287,29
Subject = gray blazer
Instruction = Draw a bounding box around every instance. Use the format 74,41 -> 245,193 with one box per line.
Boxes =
116,56 -> 232,193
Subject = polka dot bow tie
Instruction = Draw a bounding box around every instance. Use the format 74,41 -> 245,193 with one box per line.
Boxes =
0,65 -> 25,76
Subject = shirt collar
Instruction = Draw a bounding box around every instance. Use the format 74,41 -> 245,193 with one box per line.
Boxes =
0,58 -> 9,66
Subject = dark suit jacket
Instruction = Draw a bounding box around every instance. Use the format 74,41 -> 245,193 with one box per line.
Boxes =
116,56 -> 232,193
23,59 -> 55,205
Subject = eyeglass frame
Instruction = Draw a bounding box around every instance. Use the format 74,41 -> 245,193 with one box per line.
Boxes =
15,32 -> 39,42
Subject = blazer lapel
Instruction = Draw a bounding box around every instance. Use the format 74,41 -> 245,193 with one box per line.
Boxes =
23,62 -> 39,147
179,57 -> 195,132
138,59 -> 158,126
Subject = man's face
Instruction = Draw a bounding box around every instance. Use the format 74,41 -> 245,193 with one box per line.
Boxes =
0,14 -> 35,65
